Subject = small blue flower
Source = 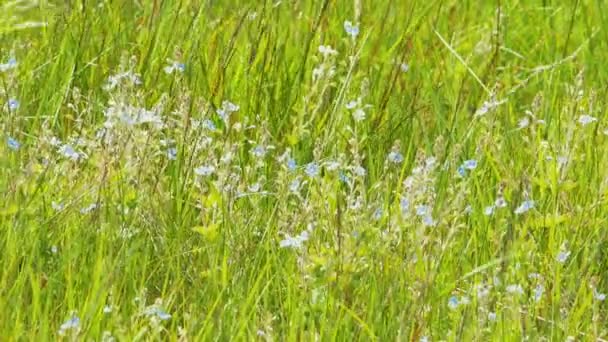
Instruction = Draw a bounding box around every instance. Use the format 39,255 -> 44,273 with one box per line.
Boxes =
343,21 -> 359,38
252,145 -> 266,158
514,200 -> 535,215
534,284 -> 544,302
373,208 -> 383,220
7,137 -> 20,150
176,63 -> 186,73
387,151 -> 404,164
8,98 -> 19,110
400,197 -> 410,213
339,171 -> 349,183
203,119 -> 216,131
305,162 -> 319,177
287,157 -> 297,171
416,205 -> 430,217
167,147 -> 177,160
463,159 -> 478,170
422,215 -> 436,227
448,296 -> 459,309
457,165 -> 466,177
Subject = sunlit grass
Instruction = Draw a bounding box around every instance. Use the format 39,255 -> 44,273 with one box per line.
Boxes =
1,0 -> 607,340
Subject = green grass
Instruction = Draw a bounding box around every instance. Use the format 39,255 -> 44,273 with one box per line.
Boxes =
1,0 -> 608,340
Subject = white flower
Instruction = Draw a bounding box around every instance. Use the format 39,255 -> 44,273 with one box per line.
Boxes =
388,151 -> 404,164
556,250 -> 571,263
345,99 -> 358,109
343,20 -> 359,38
400,63 -> 409,73
594,289 -> 606,301
534,284 -> 544,302
518,117 -> 530,129
280,230 -> 310,249
58,315 -> 80,336
463,159 -> 478,170
353,165 -> 366,177
578,115 -> 597,126
484,205 -> 495,216
352,108 -> 366,122
506,284 -> 524,295
514,200 -> 534,215
318,45 -> 338,58
0,57 -> 17,72
194,165 -> 215,176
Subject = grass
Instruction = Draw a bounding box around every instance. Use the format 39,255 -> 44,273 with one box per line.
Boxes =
1,0 -> 608,340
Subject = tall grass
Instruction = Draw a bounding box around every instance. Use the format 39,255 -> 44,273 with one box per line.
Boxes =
1,0 -> 607,340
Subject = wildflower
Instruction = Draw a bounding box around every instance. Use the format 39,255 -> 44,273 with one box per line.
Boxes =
484,205 -> 495,216
318,45 -> 338,58
352,108 -> 366,122
58,314 -> 80,336
506,284 -> 524,295
594,289 -> 606,301
373,208 -> 383,220
514,200 -> 534,215
400,197 -> 410,213
345,99 -> 358,109
51,201 -> 64,211
325,161 -> 340,171
353,165 -> 366,177
422,215 -> 436,227
488,312 -> 497,321
0,57 -> 17,72
145,307 -> 172,320
556,250 -> 571,263
103,305 -> 112,314
163,60 -> 185,74
251,145 -> 266,158
476,284 -> 491,298
339,171 -> 349,183
279,230 -> 309,249
448,296 -> 459,309
289,179 -> 301,193
463,159 -> 478,170
59,144 -> 80,160
343,21 -> 359,39
457,165 -> 466,177
305,162 -> 319,177
7,137 -> 20,150
494,197 -> 507,208
578,115 -> 597,126
51,245 -> 58,254
194,165 -> 215,176
80,203 -> 98,214
287,157 -> 297,171
387,151 -> 404,164
534,284 -> 544,302
167,147 -> 177,160
518,117 -> 530,129
8,98 -> 19,110
203,119 -> 217,131
416,205 -> 430,217
400,63 -> 409,73
216,100 -> 239,122
248,182 -> 261,193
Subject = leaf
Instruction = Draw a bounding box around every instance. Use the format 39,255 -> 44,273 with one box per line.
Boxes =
528,214 -> 570,228
0,204 -> 19,217
192,223 -> 219,242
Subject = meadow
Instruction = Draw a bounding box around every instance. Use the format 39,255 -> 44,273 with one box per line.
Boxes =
1,0 -> 608,340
